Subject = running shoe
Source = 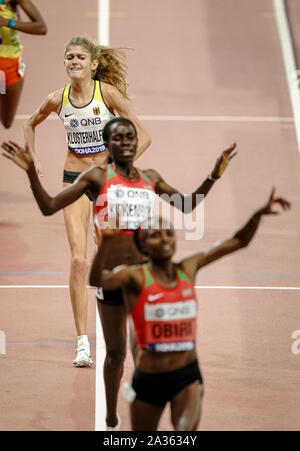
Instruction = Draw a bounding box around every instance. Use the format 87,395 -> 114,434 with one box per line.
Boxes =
73,346 -> 93,367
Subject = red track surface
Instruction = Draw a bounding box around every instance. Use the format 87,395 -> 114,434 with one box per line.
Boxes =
1,0 -> 300,431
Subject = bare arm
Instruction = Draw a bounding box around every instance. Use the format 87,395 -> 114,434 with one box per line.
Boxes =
23,89 -> 63,176
1,141 -> 104,215
181,189 -> 291,279
0,0 -> 47,34
102,83 -> 151,159
144,143 -> 237,213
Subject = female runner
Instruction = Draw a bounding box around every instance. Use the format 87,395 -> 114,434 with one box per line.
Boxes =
0,0 -> 47,128
89,190 -> 290,431
23,37 -> 151,368
2,116 -> 237,429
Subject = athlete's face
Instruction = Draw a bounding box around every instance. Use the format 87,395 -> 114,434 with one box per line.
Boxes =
107,122 -> 138,163
64,46 -> 98,80
143,225 -> 176,261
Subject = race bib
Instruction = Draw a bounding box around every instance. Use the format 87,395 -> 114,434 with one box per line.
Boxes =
144,300 -> 197,352
96,184 -> 155,230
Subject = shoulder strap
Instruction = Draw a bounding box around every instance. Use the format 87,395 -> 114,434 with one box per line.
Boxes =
61,85 -> 70,110
177,268 -> 192,282
94,80 -> 104,103
106,163 -> 116,181
142,264 -> 154,288
138,168 -> 154,185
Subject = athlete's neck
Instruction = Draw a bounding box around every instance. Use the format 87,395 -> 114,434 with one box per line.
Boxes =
113,161 -> 138,179
150,260 -> 176,285
70,78 -> 95,102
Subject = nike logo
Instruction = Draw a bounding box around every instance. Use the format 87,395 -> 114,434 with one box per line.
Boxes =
65,113 -> 74,118
147,293 -> 164,302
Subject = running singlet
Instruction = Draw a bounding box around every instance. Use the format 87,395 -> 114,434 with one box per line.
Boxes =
0,1 -> 23,58
58,80 -> 115,157
131,264 -> 197,352
94,163 -> 156,233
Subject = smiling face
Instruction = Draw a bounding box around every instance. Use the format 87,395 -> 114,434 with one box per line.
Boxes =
140,218 -> 176,261
106,120 -> 138,163
64,45 -> 98,81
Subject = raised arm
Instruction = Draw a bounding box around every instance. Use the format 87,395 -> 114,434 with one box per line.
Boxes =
102,83 -> 151,159
1,141 -> 104,215
23,89 -> 63,176
181,188 -> 291,279
0,0 -> 47,34
144,143 -> 237,213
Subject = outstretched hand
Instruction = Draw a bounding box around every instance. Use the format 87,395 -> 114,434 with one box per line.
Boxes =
261,188 -> 291,215
1,141 -> 34,172
211,142 -> 238,179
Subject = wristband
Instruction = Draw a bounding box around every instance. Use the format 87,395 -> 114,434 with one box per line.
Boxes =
8,18 -> 16,29
208,173 -> 220,182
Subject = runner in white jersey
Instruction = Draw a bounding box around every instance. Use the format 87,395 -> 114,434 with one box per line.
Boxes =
59,79 -> 114,157
23,36 -> 151,373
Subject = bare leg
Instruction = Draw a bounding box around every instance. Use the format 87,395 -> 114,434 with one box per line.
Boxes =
63,189 -> 90,336
128,317 -> 139,365
170,383 -> 204,431
131,398 -> 164,431
97,301 -> 127,428
0,78 -> 24,129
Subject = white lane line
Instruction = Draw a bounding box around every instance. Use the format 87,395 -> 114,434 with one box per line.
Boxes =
95,0 -> 110,432
95,301 -> 106,432
273,0 -> 300,155
14,114 -> 294,122
98,0 -> 110,46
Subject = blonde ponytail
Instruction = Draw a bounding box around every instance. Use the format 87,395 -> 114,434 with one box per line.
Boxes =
65,37 -> 130,100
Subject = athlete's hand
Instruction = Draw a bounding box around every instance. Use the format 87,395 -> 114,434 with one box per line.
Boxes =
211,142 -> 237,179
1,141 -> 34,172
33,158 -> 44,177
260,188 -> 291,215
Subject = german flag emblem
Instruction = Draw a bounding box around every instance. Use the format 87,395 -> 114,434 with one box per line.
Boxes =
93,107 -> 100,116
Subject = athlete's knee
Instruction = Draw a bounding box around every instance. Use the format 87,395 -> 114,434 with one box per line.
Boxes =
175,410 -> 200,431
71,254 -> 89,276
105,345 -> 126,369
174,385 -> 204,431
176,415 -> 191,431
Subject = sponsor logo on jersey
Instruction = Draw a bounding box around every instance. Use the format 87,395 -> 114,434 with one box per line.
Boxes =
79,117 -> 102,127
145,300 -> 196,321
147,293 -> 164,302
115,189 -> 125,198
69,119 -> 79,128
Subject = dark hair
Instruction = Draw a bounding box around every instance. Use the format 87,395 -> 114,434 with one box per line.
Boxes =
133,226 -> 148,256
102,117 -> 137,143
